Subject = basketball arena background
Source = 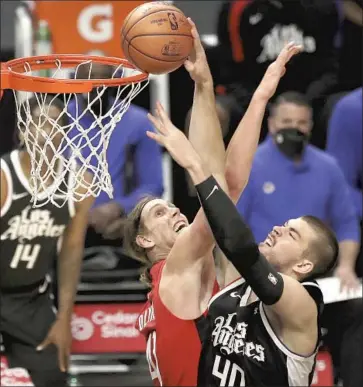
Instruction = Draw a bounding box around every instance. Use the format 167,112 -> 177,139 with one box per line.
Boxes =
0,1 -> 361,386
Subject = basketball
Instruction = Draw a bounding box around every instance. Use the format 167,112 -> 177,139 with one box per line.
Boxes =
121,2 -> 193,75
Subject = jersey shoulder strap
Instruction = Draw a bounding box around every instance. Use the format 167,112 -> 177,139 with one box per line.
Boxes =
301,279 -> 324,352
301,279 -> 324,314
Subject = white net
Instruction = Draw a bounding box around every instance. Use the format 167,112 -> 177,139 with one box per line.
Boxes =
13,58 -> 149,208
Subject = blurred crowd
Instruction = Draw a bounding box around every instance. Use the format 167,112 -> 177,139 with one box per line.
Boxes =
0,1 -> 361,386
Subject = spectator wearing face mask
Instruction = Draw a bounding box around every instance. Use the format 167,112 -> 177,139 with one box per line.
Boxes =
236,91 -> 360,274
66,60 -> 164,246
236,91 -> 361,387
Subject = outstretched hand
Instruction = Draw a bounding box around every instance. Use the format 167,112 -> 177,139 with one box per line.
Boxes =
184,18 -> 212,86
37,319 -> 72,372
254,42 -> 303,101
147,102 -> 201,170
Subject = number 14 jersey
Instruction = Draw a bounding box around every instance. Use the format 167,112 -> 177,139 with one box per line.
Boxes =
0,150 -> 74,289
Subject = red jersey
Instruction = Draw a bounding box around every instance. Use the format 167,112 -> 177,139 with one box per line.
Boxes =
135,260 -> 219,386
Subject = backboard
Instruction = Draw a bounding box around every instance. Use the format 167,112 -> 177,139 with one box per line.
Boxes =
32,0 -> 147,56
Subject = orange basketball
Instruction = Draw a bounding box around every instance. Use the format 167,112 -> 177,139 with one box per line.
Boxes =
121,2 -> 193,74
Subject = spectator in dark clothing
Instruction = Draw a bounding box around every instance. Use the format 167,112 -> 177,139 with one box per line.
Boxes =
209,0 -> 342,147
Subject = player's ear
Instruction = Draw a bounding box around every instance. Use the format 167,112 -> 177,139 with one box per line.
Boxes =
293,259 -> 314,275
136,234 -> 155,249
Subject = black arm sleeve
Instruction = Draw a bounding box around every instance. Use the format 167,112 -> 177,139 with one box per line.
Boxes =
195,176 -> 284,305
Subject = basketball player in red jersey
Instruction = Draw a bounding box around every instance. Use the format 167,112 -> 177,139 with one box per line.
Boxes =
124,19 -> 301,386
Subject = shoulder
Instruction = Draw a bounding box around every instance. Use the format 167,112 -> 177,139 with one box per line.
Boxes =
330,89 -> 363,131
280,274 -> 320,323
307,146 -> 341,171
301,280 -> 324,316
334,88 -> 362,112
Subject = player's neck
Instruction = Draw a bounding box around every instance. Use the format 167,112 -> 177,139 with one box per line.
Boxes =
149,248 -> 169,264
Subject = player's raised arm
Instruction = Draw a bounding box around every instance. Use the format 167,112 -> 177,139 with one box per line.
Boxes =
215,42 -> 302,285
225,42 -> 302,202
165,19 -> 227,262
185,19 -> 225,182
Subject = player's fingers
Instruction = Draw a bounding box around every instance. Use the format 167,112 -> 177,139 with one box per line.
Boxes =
187,18 -> 198,38
58,346 -> 66,373
276,41 -> 295,63
146,131 -> 164,146
339,279 -> 348,293
286,45 -> 303,62
147,113 -> 164,134
187,18 -> 204,55
350,277 -> 360,291
156,101 -> 172,127
36,337 -> 51,351
187,17 -> 196,28
64,350 -> 71,372
184,60 -> 194,73
153,108 -> 169,135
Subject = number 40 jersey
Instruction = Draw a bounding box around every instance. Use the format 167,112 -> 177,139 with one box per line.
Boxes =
198,278 -> 323,387
0,150 -> 74,289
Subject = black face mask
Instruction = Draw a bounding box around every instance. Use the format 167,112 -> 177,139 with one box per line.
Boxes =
273,128 -> 309,159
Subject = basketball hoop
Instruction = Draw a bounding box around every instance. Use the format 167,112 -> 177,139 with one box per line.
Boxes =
0,54 -> 149,208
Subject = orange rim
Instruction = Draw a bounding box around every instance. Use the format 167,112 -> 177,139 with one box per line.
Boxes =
0,55 -> 149,94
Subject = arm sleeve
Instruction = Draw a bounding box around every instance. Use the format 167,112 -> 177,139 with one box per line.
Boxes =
195,176 -> 284,304
326,100 -> 362,218
328,161 -> 360,242
116,121 -> 164,213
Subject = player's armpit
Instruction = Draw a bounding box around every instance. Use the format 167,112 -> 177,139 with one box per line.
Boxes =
264,274 -> 318,332
214,248 -> 241,288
